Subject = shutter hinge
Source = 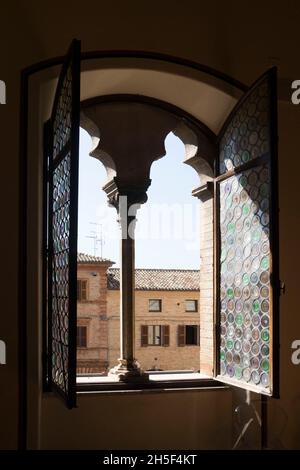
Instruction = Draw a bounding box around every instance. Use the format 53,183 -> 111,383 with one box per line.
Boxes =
279,280 -> 286,295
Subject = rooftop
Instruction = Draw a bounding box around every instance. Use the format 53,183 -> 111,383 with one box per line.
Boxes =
78,253 -> 200,291
77,253 -> 113,264
107,268 -> 200,291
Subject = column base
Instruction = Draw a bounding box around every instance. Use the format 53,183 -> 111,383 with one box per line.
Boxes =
108,358 -> 150,383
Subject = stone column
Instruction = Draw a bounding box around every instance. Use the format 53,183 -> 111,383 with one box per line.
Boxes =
103,180 -> 150,381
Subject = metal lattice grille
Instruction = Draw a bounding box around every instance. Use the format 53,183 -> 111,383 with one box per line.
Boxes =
53,66 -> 72,160
46,40 -> 80,408
51,153 -> 71,392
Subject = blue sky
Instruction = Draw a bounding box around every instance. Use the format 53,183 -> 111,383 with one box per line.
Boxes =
78,128 -> 201,269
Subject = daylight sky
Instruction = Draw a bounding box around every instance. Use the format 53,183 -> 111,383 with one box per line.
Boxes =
78,128 -> 201,269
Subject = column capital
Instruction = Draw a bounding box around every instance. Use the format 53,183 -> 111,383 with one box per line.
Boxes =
102,177 -> 151,212
192,181 -> 214,202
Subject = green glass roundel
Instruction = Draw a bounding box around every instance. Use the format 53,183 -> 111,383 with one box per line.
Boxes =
261,256 -> 269,270
227,288 -> 234,299
252,299 -> 260,313
243,204 -> 250,216
235,314 -> 244,326
227,222 -> 235,234
227,339 -> 234,350
242,150 -> 250,163
235,367 -> 243,379
261,329 -> 270,342
220,351 -> 225,362
261,359 -> 270,372
242,274 -> 250,286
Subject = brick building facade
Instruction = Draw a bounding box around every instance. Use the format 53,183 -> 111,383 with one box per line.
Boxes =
77,254 -> 200,374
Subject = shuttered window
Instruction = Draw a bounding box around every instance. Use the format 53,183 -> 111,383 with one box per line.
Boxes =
77,279 -> 88,301
141,325 -> 170,346
77,326 -> 87,348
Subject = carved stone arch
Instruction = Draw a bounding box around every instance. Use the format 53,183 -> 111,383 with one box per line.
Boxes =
80,94 -> 217,200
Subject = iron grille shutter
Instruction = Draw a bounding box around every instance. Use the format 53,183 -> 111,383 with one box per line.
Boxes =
46,39 -> 81,408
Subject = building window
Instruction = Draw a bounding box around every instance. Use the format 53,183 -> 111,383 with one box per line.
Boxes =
77,279 -> 88,301
178,325 -> 199,346
141,325 -> 169,346
185,299 -> 198,312
149,299 -> 162,312
77,326 -> 87,348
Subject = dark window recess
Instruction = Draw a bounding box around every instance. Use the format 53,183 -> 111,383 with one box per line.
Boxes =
77,326 -> 87,348
178,325 -> 200,346
141,325 -> 169,346
149,299 -> 162,312
77,280 -> 87,301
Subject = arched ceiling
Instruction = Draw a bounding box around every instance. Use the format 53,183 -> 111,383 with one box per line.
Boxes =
37,56 -> 244,135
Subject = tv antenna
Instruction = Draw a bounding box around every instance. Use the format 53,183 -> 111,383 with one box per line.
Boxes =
86,222 -> 105,257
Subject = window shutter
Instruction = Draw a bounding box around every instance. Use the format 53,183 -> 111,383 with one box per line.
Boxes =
215,68 -> 279,396
81,280 -> 87,300
46,39 -> 81,409
77,280 -> 80,300
178,325 -> 185,347
162,325 -> 170,347
141,325 -> 148,347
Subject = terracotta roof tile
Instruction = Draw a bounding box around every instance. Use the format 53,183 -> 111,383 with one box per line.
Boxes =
107,268 -> 200,291
77,253 -> 113,264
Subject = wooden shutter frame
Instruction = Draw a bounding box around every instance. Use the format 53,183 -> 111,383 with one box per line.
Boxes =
178,325 -> 185,347
141,325 -> 148,347
162,325 -> 170,347
77,279 -> 88,301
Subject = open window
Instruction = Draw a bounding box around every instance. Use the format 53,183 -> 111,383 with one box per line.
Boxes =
43,40 -> 278,407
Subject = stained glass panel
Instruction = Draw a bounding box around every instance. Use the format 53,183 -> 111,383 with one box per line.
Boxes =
219,165 -> 271,392
219,81 -> 270,174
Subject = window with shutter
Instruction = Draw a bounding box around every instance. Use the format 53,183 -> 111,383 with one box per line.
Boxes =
77,279 -> 88,301
37,49 -> 278,397
77,326 -> 87,348
44,39 -> 81,409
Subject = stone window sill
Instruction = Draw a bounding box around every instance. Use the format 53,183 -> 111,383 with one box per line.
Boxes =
76,371 -> 228,394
